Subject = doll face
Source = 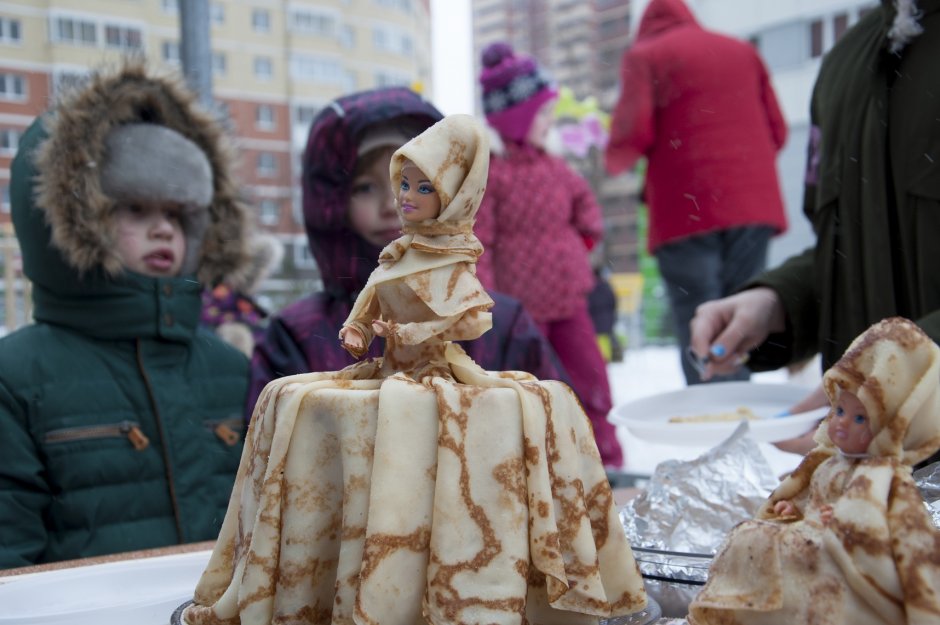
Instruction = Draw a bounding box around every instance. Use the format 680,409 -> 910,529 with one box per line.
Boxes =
526,97 -> 557,149
349,146 -> 402,246
398,161 -> 441,223
114,200 -> 186,277
828,391 -> 874,455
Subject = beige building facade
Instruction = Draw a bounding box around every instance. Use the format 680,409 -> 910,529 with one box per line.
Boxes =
0,0 -> 431,302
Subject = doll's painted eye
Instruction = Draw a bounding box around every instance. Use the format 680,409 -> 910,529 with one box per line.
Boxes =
418,183 -> 435,195
853,414 -> 866,424
400,180 -> 410,192
836,406 -> 844,416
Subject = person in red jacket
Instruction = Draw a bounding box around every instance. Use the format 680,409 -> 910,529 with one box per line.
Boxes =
476,42 -> 623,468
605,0 -> 788,385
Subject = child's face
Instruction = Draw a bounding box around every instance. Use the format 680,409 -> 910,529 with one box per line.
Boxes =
828,391 -> 874,455
398,161 -> 441,223
349,147 -> 403,246
526,97 -> 556,149
114,200 -> 186,277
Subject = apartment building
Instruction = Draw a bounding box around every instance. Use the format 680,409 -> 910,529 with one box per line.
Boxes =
0,0 -> 431,305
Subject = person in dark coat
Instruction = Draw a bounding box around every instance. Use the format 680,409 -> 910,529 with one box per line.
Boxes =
690,0 -> 940,465
248,87 -> 567,413
606,0 -> 788,385
0,62 -> 251,568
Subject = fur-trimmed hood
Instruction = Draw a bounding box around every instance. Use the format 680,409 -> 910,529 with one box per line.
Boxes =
17,60 -> 250,288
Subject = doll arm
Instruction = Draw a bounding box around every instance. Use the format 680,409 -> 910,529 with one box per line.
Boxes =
394,307 -> 491,346
340,290 -> 381,359
0,379 -> 51,568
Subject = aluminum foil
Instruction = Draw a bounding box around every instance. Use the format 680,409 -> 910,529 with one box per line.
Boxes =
914,460 -> 940,529
619,422 -> 778,617
620,421 -> 778,554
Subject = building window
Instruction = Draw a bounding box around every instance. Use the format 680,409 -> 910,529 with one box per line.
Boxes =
105,24 -> 142,50
1,185 -> 9,213
0,128 -> 20,153
162,41 -> 180,64
258,199 -> 280,225
0,73 -> 26,100
809,19 -> 824,58
373,0 -> 412,12
833,12 -> 849,43
374,70 -> 409,88
212,51 -> 227,77
161,0 -> 178,14
339,24 -> 355,48
256,104 -> 275,130
210,3 -> 225,25
293,237 -> 318,269
291,54 -> 346,87
252,9 -> 270,33
290,9 -> 336,37
257,153 -> 277,177
0,18 -> 22,44
254,56 -> 273,80
755,21 -> 809,70
51,16 -> 97,46
294,104 -> 319,126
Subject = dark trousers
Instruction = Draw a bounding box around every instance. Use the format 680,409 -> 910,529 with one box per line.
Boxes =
655,225 -> 774,385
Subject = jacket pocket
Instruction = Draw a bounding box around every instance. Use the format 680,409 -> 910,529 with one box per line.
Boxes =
44,420 -> 150,451
203,417 -> 243,447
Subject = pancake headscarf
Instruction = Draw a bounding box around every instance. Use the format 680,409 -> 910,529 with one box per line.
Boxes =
818,316 -> 940,465
378,113 -> 488,267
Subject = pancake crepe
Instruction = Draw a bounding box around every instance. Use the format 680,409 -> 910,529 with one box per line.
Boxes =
182,115 -> 646,625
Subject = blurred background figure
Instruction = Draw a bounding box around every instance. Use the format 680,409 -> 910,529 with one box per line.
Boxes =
201,232 -> 283,358
605,0 -> 788,385
475,42 -> 624,468
248,87 -> 566,414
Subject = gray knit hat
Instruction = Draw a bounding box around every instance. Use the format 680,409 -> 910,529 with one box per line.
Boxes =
100,123 -> 214,274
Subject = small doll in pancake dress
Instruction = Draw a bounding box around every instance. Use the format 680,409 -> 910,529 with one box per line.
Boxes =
183,115 -> 646,625
689,317 -> 940,625
338,115 -> 495,382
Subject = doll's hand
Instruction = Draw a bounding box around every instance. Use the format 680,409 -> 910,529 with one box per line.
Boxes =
372,320 -> 391,337
819,504 -> 834,526
773,500 -> 797,518
340,326 -> 365,353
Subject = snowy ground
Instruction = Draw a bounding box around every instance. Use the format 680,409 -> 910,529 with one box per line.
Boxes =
607,345 -> 823,479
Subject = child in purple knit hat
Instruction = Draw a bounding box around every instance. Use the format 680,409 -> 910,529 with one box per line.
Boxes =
475,42 -> 624,468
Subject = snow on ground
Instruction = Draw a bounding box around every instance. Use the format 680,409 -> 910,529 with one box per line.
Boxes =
607,346 -> 822,479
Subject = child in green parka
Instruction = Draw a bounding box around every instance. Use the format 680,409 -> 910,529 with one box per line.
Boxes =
0,61 -> 252,568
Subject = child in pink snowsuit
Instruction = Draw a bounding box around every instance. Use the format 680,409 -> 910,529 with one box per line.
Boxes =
475,42 -> 623,468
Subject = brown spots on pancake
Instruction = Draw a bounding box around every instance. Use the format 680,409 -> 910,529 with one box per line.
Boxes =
359,526 -> 432,584
538,501 -> 550,518
446,263 -> 463,300
493,456 -> 527,508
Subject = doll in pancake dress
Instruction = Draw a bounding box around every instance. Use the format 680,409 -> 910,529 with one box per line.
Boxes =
689,317 -> 940,625
182,115 -> 646,625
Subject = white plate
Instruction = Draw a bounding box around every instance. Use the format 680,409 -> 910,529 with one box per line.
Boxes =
0,549 -> 210,625
610,382 -> 828,446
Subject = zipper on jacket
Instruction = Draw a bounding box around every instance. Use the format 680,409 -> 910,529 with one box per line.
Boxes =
136,339 -> 184,543
44,420 -> 151,451
205,417 -> 242,446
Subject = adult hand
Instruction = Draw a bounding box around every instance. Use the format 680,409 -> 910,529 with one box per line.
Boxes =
689,287 -> 786,380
